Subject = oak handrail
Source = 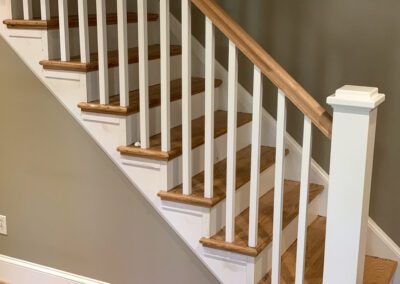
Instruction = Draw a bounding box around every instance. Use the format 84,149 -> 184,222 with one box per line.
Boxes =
191,0 -> 333,139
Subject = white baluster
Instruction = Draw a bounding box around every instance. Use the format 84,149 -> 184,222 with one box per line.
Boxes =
40,0 -> 50,20
77,0 -> 90,63
182,0 -> 192,195
58,0 -> 70,61
248,66 -> 263,247
160,0 -> 171,152
271,89 -> 287,284
225,40 -> 238,243
204,17 -> 215,199
96,0 -> 109,104
138,0 -> 150,148
23,0 -> 32,20
323,86 -> 385,283
295,116 -> 312,284
117,0 -> 129,107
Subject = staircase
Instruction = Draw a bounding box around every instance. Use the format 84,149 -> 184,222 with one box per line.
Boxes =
0,0 -> 398,283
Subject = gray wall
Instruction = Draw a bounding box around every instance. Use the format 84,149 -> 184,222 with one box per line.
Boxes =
173,0 -> 400,244
0,36 -> 217,284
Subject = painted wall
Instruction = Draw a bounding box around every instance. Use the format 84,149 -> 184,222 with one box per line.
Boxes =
172,0 -> 400,244
0,36 -> 217,284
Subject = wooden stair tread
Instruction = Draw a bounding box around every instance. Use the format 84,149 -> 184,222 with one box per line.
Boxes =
39,44 -> 182,72
117,110 -> 252,161
3,12 -> 158,30
158,146 -> 287,207
200,181 -> 324,257
78,78 -> 223,116
258,217 -> 398,283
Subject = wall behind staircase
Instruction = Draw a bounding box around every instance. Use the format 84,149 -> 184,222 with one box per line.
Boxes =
0,36 -> 217,284
171,0 -> 400,245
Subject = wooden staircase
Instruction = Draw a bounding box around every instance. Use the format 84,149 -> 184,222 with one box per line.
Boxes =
0,0 -> 397,283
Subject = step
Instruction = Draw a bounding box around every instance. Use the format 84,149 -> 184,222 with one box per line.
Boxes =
259,216 -> 398,283
158,145 -> 287,207
117,110 -> 252,161
200,180 -> 324,257
39,44 -> 182,72
3,12 -> 158,30
78,77 -> 223,116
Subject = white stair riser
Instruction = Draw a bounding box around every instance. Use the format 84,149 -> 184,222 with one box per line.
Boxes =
253,196 -> 321,283
86,55 -> 182,101
46,21 -> 160,59
165,121 -> 252,190
209,165 -> 276,236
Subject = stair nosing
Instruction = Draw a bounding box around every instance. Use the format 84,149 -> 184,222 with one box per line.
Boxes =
158,147 -> 289,208
39,44 -> 182,72
200,181 -> 324,257
77,78 -> 223,116
117,111 -> 253,161
3,12 -> 158,30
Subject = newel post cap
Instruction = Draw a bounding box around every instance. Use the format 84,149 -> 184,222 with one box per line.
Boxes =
327,85 -> 385,110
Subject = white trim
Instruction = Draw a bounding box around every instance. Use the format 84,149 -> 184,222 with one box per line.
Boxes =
0,255 -> 108,284
367,218 -> 400,283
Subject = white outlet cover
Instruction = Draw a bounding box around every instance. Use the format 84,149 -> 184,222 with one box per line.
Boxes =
0,215 -> 7,235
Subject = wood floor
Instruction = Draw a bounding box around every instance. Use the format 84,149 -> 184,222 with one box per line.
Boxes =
78,78 -> 223,116
158,145 -> 283,207
3,12 -> 158,30
117,110 -> 252,161
39,44 -> 182,72
200,181 -> 324,256
259,217 -> 398,284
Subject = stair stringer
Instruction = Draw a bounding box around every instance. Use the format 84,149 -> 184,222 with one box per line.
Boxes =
1,7 -> 399,283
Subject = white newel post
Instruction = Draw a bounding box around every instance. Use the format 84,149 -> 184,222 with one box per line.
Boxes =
323,85 -> 385,284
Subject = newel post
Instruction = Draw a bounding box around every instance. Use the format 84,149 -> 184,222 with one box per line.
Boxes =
323,86 -> 385,283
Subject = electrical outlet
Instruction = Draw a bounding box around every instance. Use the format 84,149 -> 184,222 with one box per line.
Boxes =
0,215 -> 7,235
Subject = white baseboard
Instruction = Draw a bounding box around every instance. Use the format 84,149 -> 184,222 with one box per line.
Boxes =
0,255 -> 108,284
367,219 -> 400,283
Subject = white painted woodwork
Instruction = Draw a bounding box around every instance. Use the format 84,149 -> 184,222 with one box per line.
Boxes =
182,0 -> 192,195
323,86 -> 385,284
295,116 -> 313,284
160,0 -> 171,152
58,0 -> 70,61
204,17 -> 215,199
40,0 -> 50,20
96,0 -> 109,104
271,89 -> 287,284
225,40 -> 238,243
77,0 -> 90,63
117,0 -> 129,107
138,0 -> 150,149
248,66 -> 263,248
23,0 -> 32,20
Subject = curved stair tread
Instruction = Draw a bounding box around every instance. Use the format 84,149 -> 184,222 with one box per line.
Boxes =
78,77 -> 223,116
258,216 -> 398,283
39,44 -> 182,72
117,110 -> 252,161
3,12 -> 158,30
200,181 -> 324,257
158,145 -> 288,207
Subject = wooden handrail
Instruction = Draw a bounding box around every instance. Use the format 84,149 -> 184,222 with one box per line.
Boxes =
191,0 -> 333,139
